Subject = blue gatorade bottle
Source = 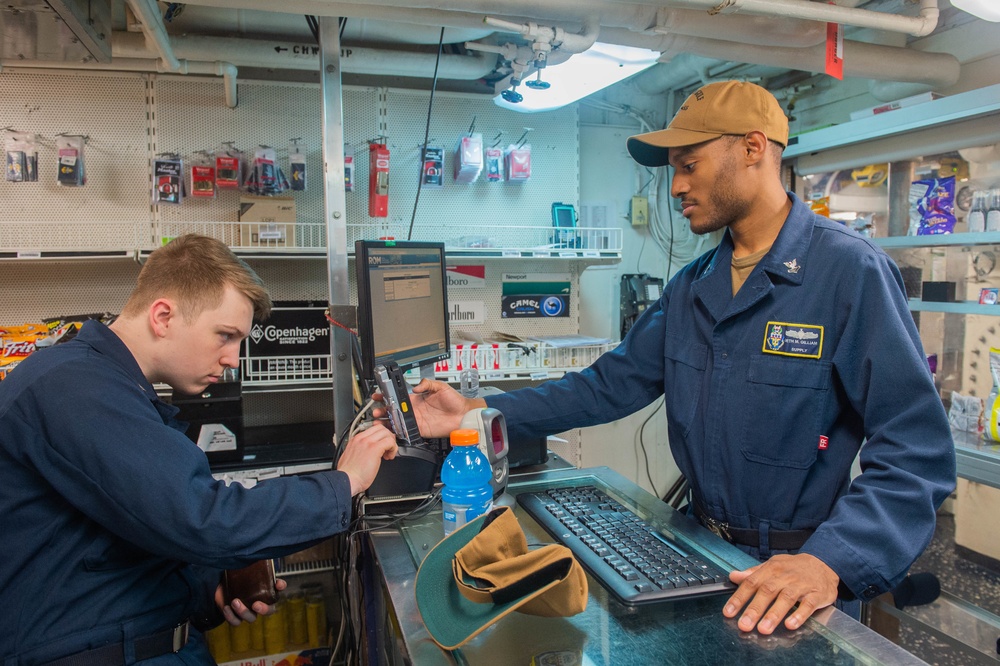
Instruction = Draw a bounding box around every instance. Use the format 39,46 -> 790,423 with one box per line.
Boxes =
441,428 -> 493,536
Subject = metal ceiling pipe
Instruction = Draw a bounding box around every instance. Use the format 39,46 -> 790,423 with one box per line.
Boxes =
180,0 -> 662,32
484,16 -> 600,55
654,8 -> 826,48
124,0 -> 181,71
190,0 -> 938,37
632,53 -> 723,94
601,29 -> 961,90
869,80 -> 936,103
164,6 -> 495,45
605,0 -> 940,37
1,58 -> 238,107
112,31 -> 497,79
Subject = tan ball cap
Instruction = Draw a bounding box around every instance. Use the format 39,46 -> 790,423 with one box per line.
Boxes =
627,80 -> 789,167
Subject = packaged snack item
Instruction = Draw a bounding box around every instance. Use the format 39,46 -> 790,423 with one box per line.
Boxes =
908,176 -> 956,236
949,391 -> 983,433
987,347 -> 1000,442
0,333 -> 41,380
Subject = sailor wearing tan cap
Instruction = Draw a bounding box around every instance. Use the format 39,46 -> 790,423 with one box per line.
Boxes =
407,80 -> 955,635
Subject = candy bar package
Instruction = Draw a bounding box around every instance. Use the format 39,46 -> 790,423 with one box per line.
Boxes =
908,176 -> 956,236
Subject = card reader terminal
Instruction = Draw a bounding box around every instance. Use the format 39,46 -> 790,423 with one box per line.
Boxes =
374,361 -> 424,446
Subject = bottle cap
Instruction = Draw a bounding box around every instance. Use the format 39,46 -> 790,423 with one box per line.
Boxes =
450,428 -> 479,446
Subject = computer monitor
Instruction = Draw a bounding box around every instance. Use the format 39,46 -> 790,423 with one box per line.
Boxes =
355,240 -> 451,383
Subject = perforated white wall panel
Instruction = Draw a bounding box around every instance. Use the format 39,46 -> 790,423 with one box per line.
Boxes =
2,72 -> 584,345
356,89 -> 580,247
0,71 -> 150,249
152,79 -> 381,251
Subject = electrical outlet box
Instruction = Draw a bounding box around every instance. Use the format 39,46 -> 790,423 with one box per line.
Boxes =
630,196 -> 649,227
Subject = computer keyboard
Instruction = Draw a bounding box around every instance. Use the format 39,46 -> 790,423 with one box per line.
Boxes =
517,485 -> 736,606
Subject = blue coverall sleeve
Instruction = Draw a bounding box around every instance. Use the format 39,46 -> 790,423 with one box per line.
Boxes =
16,359 -> 352,569
486,295 -> 668,443
800,250 -> 956,599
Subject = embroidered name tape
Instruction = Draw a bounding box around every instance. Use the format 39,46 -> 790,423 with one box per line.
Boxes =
762,321 -> 824,359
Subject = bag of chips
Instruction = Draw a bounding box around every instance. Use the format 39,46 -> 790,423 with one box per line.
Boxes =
908,176 -> 956,236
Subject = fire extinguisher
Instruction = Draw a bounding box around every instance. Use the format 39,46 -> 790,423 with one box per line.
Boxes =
369,143 -> 389,218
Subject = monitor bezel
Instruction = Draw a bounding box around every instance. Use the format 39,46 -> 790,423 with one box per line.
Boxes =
354,239 -> 451,382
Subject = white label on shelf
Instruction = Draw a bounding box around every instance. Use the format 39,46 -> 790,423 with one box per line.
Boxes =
502,250 -> 521,257
559,251 -> 577,258
583,250 -> 600,258
530,371 -> 549,380
17,250 -> 41,259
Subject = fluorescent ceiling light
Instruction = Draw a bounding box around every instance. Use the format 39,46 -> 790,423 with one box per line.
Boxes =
950,0 -> 1000,21
494,42 -> 660,113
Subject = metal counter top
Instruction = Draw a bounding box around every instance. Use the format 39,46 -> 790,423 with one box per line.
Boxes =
367,466 -> 925,665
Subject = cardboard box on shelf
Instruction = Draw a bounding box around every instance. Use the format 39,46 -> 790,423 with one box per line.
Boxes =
239,196 -> 296,248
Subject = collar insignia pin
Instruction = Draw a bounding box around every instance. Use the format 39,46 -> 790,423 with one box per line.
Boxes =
784,259 -> 800,274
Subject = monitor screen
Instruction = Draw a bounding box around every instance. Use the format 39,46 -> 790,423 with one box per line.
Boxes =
355,240 -> 451,381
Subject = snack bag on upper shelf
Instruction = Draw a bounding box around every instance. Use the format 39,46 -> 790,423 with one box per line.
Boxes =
908,176 -> 956,236
986,347 -> 1000,442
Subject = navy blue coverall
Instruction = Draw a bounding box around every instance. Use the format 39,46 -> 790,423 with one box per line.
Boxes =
487,194 -> 956,603
0,321 -> 353,665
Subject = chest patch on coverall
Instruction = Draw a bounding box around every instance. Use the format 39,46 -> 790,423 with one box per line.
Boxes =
762,321 -> 824,358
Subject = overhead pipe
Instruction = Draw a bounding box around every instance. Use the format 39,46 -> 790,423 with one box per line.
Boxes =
632,52 -> 722,95
869,80 -> 937,103
200,0 -> 940,37
1,59 -> 239,107
112,31 -> 497,80
600,29 -> 961,91
165,6 -> 495,45
182,0 -> 662,32
484,16 -> 601,55
124,0 -> 181,71
605,0 -> 940,37
653,8 -> 826,48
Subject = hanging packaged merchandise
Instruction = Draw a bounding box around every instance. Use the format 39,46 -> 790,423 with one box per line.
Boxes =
454,133 -> 483,183
153,154 -> 184,205
505,143 -> 532,183
485,146 -> 504,182
344,146 -> 355,192
215,145 -> 243,190
289,139 -> 307,192
908,176 -> 955,235
189,152 -> 217,199
422,145 -> 444,188
56,135 -> 86,187
245,146 -> 289,196
369,142 -> 390,217
5,132 -> 38,182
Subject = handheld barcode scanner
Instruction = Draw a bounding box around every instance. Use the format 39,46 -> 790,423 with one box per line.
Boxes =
366,361 -> 437,499
373,361 -> 423,446
459,407 -> 511,504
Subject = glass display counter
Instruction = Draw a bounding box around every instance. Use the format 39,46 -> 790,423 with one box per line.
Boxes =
364,466 -> 924,665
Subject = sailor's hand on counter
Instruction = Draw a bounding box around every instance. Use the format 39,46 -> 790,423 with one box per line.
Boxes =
216,578 -> 288,626
338,422 -> 398,496
407,378 -> 486,438
723,553 -> 839,634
